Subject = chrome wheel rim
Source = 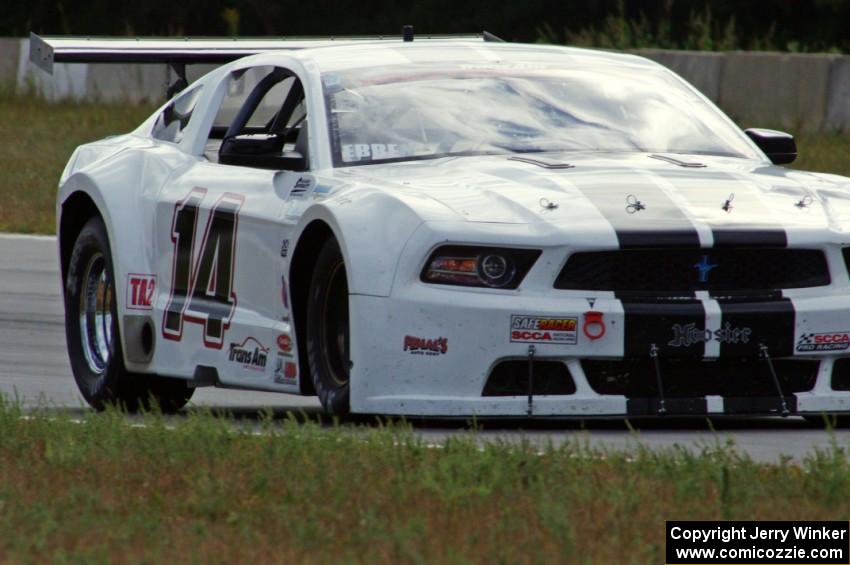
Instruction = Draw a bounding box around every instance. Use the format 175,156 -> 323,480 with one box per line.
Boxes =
78,252 -> 113,374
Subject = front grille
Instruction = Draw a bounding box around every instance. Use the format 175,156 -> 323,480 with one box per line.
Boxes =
555,248 -> 829,295
832,358 -> 850,391
582,358 -> 819,397
482,360 -> 576,396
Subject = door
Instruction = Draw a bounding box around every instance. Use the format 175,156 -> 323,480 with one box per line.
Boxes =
153,65 -> 310,392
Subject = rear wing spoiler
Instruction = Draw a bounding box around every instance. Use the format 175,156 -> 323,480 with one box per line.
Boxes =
29,30 -> 504,74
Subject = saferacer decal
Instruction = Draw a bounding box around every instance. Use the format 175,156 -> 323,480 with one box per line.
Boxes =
403,335 -> 448,355
796,332 -> 850,352
126,273 -> 156,310
510,316 -> 578,344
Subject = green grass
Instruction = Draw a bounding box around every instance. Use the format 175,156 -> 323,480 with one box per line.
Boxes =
0,90 -> 155,234
1,91 -> 849,234
0,401 -> 850,562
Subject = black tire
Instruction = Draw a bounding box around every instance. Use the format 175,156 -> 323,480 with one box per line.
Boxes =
306,238 -> 351,415
65,216 -> 194,413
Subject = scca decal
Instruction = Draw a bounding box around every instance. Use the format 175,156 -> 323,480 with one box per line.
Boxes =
510,315 -> 578,344
162,189 -> 244,349
797,332 -> 850,352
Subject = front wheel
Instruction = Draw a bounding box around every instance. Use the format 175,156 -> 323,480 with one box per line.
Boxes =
65,216 -> 194,412
306,239 -> 351,415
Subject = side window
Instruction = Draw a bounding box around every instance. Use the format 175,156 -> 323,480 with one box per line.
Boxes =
213,66 -> 310,171
152,86 -> 204,144
247,76 -> 295,128
211,66 -> 277,129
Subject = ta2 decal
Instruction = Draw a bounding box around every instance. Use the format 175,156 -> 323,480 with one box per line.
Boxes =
126,273 -> 156,310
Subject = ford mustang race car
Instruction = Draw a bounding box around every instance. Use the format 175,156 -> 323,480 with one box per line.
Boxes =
31,32 -> 850,418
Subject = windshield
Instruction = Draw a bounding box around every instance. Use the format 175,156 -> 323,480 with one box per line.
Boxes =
322,62 -> 760,167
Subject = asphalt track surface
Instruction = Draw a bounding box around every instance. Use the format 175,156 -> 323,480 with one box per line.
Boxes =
2,233 -> 849,462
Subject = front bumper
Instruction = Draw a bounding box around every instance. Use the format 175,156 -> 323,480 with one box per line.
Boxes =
348,288 -> 850,417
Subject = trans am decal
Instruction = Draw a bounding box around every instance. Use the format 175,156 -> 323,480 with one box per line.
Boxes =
228,337 -> 268,371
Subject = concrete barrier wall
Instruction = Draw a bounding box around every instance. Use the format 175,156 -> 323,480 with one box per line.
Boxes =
3,38 -> 850,133
636,48 -> 849,133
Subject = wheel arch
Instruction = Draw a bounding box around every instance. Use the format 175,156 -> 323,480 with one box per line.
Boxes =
287,194 -> 426,398
289,219 -> 337,395
59,190 -> 104,282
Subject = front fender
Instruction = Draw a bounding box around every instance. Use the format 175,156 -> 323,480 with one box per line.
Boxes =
291,189 -> 426,297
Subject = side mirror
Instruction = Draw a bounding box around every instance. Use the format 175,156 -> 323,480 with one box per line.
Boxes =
744,128 -> 797,165
219,133 -> 307,171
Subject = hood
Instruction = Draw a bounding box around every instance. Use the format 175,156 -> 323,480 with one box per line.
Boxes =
340,152 -> 850,241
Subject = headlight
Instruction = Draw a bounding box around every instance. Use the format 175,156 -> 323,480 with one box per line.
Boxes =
420,246 -> 541,289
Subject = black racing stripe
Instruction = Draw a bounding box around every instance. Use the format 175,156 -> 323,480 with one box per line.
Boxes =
486,167 -> 702,249
569,183 -> 701,249
626,397 -> 707,416
712,229 -> 787,248
647,169 -> 790,249
723,395 -> 798,415
712,297 -> 796,358
617,297 -> 706,358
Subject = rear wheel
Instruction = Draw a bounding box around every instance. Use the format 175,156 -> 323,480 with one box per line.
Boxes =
65,217 -> 194,412
306,239 -> 351,415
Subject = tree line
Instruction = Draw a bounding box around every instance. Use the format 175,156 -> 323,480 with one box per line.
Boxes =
7,0 -> 850,53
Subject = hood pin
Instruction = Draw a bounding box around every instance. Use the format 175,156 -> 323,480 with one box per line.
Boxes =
722,193 -> 734,213
795,195 -> 813,209
625,194 -> 645,214
539,198 -> 559,210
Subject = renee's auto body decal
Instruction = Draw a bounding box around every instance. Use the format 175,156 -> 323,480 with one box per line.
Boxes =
403,335 -> 448,355
162,188 -> 244,349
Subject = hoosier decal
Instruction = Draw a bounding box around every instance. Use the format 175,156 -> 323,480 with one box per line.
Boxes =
510,315 -> 578,344
668,322 -> 752,347
228,337 -> 269,371
796,332 -> 850,352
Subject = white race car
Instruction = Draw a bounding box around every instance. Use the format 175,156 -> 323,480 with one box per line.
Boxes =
32,32 -> 850,418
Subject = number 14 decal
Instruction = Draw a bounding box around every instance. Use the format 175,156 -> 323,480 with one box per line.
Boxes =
162,188 -> 244,349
